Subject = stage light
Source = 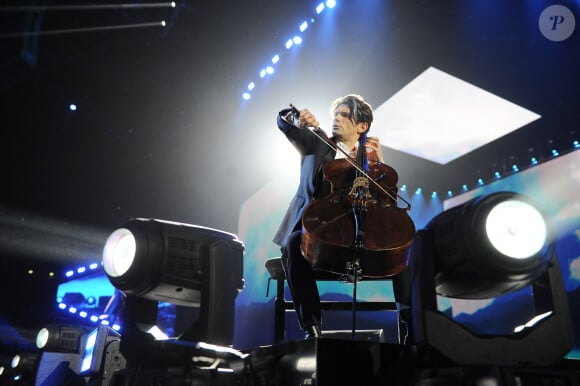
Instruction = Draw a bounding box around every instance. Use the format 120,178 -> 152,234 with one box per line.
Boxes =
428,191 -> 552,298
447,190 -> 453,197
271,54 -> 280,64
11,352 -> 40,376
316,3 -> 325,14
410,191 -> 574,366
69,103 -> 77,111
242,92 -> 251,100
574,140 -> 579,148
292,36 -> 302,45
477,178 -> 484,186
512,164 -> 519,172
552,149 -> 559,157
285,38 -> 293,49
102,218 -> 244,347
531,157 -> 538,165
494,171 -> 501,179
485,199 -> 547,259
36,325 -> 89,353
299,21 -> 308,32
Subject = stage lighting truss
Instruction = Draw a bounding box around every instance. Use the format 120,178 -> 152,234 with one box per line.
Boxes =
411,191 -> 574,367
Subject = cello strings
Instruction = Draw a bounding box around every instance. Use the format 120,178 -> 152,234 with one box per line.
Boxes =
307,125 -> 409,209
288,103 -> 412,210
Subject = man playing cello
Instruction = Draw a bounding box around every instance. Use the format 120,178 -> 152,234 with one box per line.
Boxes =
273,94 -> 413,339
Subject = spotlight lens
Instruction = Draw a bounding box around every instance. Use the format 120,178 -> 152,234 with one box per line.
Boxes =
485,199 -> 547,259
36,328 -> 49,349
102,228 -> 136,277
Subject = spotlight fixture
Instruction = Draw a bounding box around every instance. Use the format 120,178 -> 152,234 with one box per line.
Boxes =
428,191 -> 552,298
410,191 -> 574,366
102,218 -> 244,348
10,352 -> 41,381
36,324 -> 89,353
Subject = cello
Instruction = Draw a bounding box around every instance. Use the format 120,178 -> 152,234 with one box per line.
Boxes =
296,106 -> 416,279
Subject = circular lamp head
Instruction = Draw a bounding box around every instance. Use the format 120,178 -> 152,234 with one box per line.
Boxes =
102,228 -> 137,278
485,199 -> 547,259
429,191 -> 554,299
101,220 -> 165,298
36,328 -> 49,350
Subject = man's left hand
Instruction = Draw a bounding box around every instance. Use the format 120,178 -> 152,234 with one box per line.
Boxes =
365,136 -> 384,163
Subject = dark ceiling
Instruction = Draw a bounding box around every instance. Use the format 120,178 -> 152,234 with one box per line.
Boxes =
1,0 -> 579,275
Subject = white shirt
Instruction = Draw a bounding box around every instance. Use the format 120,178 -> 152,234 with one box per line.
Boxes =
335,141 -> 358,159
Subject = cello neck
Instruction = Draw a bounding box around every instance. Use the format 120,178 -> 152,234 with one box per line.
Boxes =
357,133 -> 369,174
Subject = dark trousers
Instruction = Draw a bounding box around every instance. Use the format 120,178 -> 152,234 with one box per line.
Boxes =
281,230 -> 321,330
281,230 -> 413,332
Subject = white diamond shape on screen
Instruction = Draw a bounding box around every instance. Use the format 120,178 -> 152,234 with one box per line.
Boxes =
373,67 -> 542,165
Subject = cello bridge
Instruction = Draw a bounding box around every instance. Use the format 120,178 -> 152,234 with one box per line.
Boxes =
349,176 -> 371,199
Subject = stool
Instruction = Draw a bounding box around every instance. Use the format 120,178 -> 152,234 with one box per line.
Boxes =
265,257 -> 398,342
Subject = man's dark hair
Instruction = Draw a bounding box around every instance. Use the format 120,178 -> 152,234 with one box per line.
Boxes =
330,94 -> 374,133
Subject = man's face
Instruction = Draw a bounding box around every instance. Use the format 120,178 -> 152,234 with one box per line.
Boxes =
331,104 -> 367,143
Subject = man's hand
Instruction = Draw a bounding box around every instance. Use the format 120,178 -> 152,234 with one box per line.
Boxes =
299,109 -> 320,128
365,136 -> 384,163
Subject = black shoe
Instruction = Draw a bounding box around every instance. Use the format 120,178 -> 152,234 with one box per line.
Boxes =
305,323 -> 322,339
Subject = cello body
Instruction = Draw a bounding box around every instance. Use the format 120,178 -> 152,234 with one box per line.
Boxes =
301,158 -> 416,278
